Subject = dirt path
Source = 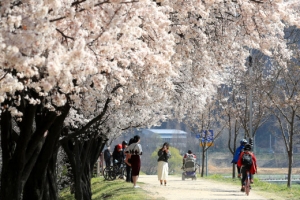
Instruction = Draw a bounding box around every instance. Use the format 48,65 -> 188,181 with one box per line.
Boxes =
138,175 -> 269,200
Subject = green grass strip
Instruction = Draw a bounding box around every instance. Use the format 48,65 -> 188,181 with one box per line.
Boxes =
60,177 -> 149,200
204,174 -> 300,200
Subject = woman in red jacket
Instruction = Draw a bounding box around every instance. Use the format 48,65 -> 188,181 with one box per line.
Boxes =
237,144 -> 257,192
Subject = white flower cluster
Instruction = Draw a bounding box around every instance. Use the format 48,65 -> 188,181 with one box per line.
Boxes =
0,0 -> 299,135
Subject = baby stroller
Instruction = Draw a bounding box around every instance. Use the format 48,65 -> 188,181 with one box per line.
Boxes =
182,155 -> 198,180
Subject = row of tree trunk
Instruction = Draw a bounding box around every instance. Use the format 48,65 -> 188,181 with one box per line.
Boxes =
0,101 -> 108,200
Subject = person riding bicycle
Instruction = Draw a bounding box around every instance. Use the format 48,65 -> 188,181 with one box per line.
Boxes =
232,139 -> 247,178
237,144 -> 257,192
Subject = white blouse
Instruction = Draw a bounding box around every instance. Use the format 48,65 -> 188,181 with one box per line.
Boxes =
127,143 -> 142,155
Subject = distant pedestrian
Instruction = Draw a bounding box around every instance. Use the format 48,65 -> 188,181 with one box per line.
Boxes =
157,142 -> 171,186
127,135 -> 142,188
124,138 -> 134,182
103,146 -> 111,167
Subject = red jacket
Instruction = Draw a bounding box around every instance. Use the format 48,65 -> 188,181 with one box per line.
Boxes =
237,151 -> 257,174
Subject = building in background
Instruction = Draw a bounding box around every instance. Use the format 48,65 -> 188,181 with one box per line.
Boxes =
142,129 -> 187,149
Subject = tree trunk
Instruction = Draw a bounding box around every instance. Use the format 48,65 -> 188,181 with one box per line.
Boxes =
0,104 -> 55,200
287,149 -> 293,187
231,136 -> 237,179
0,90 -> 61,200
61,135 -> 106,200
0,110 -> 22,200
232,163 -> 236,179
23,105 -> 69,200
201,147 -> 205,177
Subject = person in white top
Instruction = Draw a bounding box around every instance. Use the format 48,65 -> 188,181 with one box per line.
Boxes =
126,135 -> 142,188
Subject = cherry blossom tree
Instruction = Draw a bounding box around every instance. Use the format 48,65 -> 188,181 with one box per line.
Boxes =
217,82 -> 243,178
263,27 -> 300,187
0,1 -> 176,199
184,97 -> 224,177
61,125 -> 107,200
159,0 -> 300,124
217,53 -> 271,178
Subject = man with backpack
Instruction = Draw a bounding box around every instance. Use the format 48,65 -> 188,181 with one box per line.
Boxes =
232,139 -> 247,178
237,144 -> 257,192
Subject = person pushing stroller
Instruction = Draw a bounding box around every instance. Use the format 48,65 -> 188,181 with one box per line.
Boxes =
182,150 -> 196,168
181,150 -> 197,180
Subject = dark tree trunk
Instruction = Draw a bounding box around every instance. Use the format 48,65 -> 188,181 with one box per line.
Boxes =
232,163 -> 236,178
287,150 -> 292,188
0,98 -> 58,200
201,147 -> 205,177
23,105 -> 70,200
0,110 -> 21,200
61,134 -> 106,200
231,132 -> 238,179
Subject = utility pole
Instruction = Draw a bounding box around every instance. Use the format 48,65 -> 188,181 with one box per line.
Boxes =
199,138 -> 201,174
249,56 -> 253,137
249,50 -> 254,153
206,149 -> 208,176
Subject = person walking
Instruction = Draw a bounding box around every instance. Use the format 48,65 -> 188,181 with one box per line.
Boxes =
127,135 -> 142,188
232,139 -> 247,178
103,146 -> 111,167
157,142 -> 171,186
124,138 -> 134,182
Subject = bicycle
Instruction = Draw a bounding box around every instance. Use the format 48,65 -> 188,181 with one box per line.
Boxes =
244,170 -> 251,196
113,162 -> 127,180
103,166 -> 115,181
103,162 -> 127,181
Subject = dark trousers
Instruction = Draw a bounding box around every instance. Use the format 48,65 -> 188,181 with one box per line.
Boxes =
105,159 -> 111,167
237,165 -> 241,174
126,164 -> 132,182
241,167 -> 253,185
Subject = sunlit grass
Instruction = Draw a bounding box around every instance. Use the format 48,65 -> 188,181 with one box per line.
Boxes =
204,174 -> 300,200
60,177 -> 149,200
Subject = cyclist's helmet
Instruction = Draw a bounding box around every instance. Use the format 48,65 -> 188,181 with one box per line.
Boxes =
240,139 -> 247,145
244,144 -> 252,151
122,140 -> 128,145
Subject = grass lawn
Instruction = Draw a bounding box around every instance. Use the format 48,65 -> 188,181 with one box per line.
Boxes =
60,174 -> 300,200
60,177 -> 149,200
204,174 -> 300,200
